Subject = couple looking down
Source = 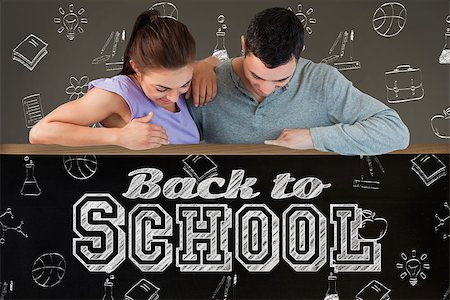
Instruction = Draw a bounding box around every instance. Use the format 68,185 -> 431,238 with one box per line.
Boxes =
29,7 -> 410,156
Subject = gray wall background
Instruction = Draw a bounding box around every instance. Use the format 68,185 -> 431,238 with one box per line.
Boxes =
1,0 -> 449,144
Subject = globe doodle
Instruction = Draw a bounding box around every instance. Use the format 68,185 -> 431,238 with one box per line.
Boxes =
372,2 -> 407,38
32,253 -> 66,288
63,155 -> 97,180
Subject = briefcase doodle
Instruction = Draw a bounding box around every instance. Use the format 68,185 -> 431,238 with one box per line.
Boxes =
384,64 -> 424,103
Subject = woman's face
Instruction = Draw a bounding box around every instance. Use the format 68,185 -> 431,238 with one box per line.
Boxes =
136,63 -> 194,111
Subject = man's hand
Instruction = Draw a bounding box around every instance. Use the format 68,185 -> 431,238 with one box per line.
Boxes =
264,128 -> 314,150
186,57 -> 219,107
117,112 -> 169,150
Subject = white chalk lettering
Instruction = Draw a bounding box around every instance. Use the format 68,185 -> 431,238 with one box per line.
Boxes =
128,204 -> 173,272
271,174 -> 331,199
330,204 -> 381,272
72,193 -> 126,273
282,204 -> 327,272
235,204 -> 280,272
176,204 -> 233,272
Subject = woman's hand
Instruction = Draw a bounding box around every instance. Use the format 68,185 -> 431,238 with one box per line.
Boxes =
117,112 -> 169,150
186,56 -> 219,107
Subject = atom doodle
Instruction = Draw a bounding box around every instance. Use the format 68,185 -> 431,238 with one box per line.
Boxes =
0,208 -> 28,244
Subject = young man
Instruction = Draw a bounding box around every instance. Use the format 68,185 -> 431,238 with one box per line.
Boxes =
188,7 -> 409,155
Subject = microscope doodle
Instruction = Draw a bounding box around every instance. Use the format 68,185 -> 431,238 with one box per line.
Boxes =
0,208 -> 28,245
54,3 -> 88,41
321,29 -> 361,71
435,202 -> 449,240
212,14 -> 229,62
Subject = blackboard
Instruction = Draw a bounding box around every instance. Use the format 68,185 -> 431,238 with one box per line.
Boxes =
1,153 -> 449,299
0,0 -> 449,144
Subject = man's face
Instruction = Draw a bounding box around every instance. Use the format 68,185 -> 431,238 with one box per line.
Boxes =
242,52 -> 297,98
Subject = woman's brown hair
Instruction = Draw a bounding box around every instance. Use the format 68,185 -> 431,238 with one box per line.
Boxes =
120,10 -> 196,75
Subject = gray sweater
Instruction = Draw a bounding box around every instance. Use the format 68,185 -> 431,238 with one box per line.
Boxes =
188,58 -> 410,155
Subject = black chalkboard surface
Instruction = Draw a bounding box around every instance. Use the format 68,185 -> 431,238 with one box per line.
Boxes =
0,153 -> 449,299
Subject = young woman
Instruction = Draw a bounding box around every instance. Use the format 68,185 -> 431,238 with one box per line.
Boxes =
30,10 -> 199,149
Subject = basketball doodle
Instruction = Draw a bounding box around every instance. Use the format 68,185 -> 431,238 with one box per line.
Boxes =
32,253 -> 66,288
372,2 -> 407,38
63,155 -> 98,180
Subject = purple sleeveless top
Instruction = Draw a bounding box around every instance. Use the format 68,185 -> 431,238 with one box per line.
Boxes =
88,75 -> 199,144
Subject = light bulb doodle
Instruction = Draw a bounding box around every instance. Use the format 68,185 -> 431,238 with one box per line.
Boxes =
435,202 -> 450,240
54,3 -> 88,41
0,208 -> 28,245
289,3 -> 317,35
149,2 -> 178,20
396,249 -> 430,286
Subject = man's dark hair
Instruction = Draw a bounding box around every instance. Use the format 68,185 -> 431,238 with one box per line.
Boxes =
245,7 -> 304,68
